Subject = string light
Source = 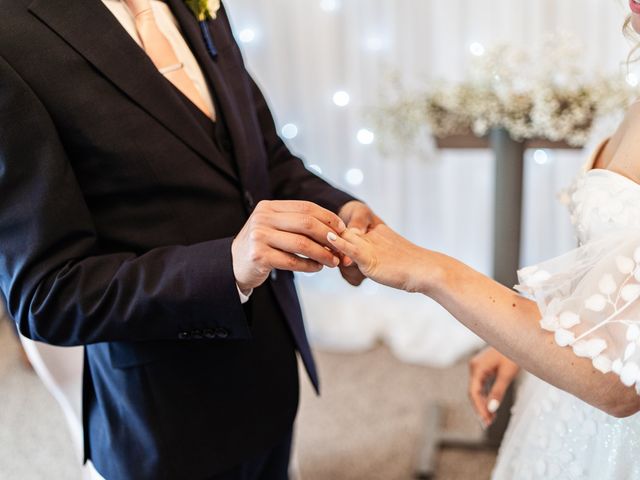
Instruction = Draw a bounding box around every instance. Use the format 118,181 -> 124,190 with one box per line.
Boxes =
238,28 -> 257,44
364,36 -> 384,52
281,123 -> 299,139
533,149 -> 550,165
469,42 -> 485,56
319,0 -> 340,12
332,90 -> 350,107
345,168 -> 364,186
357,128 -> 375,145
233,5 -> 386,195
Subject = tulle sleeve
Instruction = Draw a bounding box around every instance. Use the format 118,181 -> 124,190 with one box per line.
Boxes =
516,230 -> 640,393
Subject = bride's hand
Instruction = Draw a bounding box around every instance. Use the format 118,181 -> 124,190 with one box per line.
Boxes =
327,224 -> 430,292
468,347 -> 520,428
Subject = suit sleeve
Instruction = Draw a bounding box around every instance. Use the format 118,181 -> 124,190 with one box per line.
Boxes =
0,56 -> 251,346
247,75 -> 357,214
217,3 -> 356,213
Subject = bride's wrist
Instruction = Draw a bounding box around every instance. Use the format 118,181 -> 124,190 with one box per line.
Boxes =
406,249 -> 448,296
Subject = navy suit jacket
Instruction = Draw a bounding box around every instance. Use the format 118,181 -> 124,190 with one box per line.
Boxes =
0,1 -> 354,478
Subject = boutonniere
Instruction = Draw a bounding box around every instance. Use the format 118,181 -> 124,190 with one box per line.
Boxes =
185,0 -> 221,57
185,0 -> 221,21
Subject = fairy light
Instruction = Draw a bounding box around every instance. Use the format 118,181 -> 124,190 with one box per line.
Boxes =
357,128 -> 375,145
345,168 -> 364,186
232,5 -> 390,196
333,90 -> 351,107
238,28 -> 256,44
364,36 -> 384,52
281,123 -> 299,139
469,42 -> 485,56
320,0 -> 340,12
533,149 -> 550,165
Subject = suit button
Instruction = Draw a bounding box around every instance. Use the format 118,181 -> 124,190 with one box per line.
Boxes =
203,329 -> 216,339
178,331 -> 191,340
244,191 -> 255,212
215,327 -> 229,339
191,329 -> 203,340
270,270 -> 278,281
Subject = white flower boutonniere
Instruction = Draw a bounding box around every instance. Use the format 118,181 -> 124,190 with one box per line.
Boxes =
208,0 -> 221,19
185,0 -> 221,21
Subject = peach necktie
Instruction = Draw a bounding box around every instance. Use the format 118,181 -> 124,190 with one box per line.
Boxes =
124,0 -> 213,118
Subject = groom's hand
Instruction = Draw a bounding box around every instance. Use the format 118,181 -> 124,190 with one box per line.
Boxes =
232,200 -> 346,294
337,201 -> 383,286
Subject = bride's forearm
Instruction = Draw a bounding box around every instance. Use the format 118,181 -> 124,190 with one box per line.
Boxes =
421,251 -> 640,417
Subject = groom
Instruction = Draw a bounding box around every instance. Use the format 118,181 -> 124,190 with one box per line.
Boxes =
0,0 -> 380,478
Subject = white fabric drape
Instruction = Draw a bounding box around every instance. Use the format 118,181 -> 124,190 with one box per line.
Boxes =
225,0 -> 634,366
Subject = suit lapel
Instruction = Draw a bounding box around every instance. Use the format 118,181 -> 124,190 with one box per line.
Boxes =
28,0 -> 239,184
165,0 -> 252,186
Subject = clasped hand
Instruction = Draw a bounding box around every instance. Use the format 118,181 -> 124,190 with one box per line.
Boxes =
231,200 -> 380,293
328,223 -> 432,294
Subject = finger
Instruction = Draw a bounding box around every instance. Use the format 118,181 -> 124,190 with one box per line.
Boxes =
327,231 -> 360,261
268,213 -> 342,249
469,369 -> 493,427
486,369 -> 513,416
346,207 -> 373,234
266,201 -> 346,233
267,231 -> 340,268
268,250 -> 324,274
339,264 -> 366,286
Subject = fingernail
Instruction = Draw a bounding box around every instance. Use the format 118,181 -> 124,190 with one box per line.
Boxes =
332,256 -> 340,266
487,399 -> 500,414
338,220 -> 346,232
327,232 -> 338,241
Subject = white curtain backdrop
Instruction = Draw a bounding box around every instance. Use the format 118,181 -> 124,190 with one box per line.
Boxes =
225,0 -> 634,366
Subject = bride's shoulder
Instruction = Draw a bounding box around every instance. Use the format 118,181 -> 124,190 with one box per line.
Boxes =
602,102 -> 640,183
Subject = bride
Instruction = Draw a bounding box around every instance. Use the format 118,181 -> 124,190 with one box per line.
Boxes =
328,6 -> 640,480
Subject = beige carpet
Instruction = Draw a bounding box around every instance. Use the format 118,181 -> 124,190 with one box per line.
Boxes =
296,347 -> 497,480
0,322 -> 496,479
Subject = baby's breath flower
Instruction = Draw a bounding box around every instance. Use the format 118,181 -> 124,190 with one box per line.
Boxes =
373,35 -> 638,155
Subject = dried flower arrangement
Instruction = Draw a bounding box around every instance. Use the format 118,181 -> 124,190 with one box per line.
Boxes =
374,35 -> 638,154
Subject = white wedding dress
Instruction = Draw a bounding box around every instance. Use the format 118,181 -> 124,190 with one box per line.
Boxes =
492,141 -> 640,479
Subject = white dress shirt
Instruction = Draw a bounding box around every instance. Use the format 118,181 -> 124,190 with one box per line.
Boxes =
102,0 -> 252,303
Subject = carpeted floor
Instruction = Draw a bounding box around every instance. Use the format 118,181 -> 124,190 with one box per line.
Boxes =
0,321 -> 496,479
296,347 -> 497,480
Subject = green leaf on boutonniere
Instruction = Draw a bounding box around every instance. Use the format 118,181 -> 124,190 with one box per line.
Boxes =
185,0 -> 220,21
